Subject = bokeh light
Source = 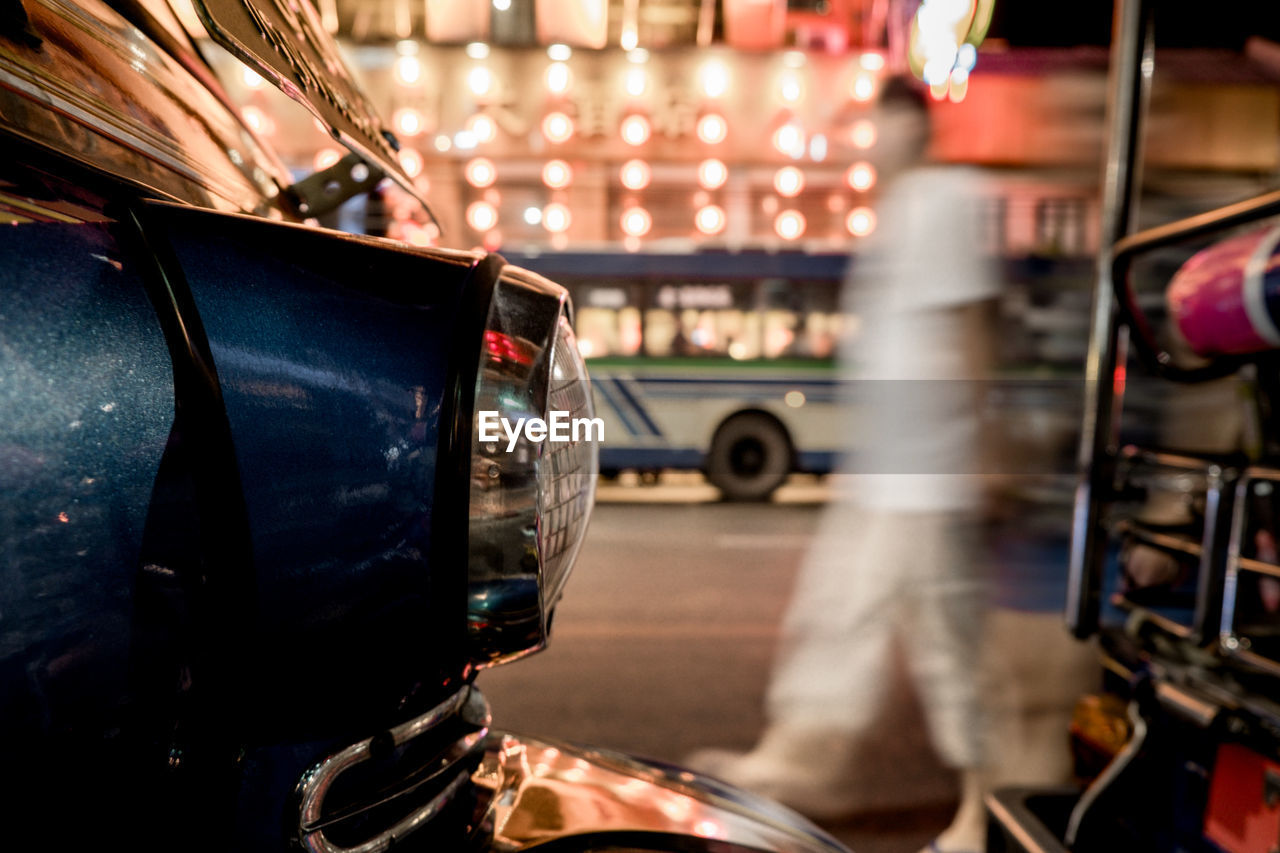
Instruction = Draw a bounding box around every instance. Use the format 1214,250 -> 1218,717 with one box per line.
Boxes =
774,166 -> 804,197
621,114 -> 651,146
851,72 -> 876,102
772,123 -> 805,158
851,120 -> 877,149
466,200 -> 498,231
313,148 -> 342,171
846,162 -> 876,191
393,107 -> 424,136
697,158 -> 728,190
394,55 -> 421,85
699,59 -> 729,98
696,113 -> 728,145
695,204 -> 726,236
542,159 -> 573,189
542,112 -> 574,143
465,157 -> 497,188
620,159 -> 651,190
620,207 -> 652,237
543,202 -> 571,233
847,206 -> 876,236
398,148 -> 424,178
775,210 -> 805,240
466,113 -> 497,143
546,62 -> 572,95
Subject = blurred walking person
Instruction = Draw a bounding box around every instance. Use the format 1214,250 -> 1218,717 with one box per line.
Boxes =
688,77 -> 999,853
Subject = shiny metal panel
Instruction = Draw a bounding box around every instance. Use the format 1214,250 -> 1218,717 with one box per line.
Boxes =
0,0 -> 290,213
473,733 -> 849,853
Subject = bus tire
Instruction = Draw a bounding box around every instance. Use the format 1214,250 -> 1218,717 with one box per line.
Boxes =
706,413 -> 792,502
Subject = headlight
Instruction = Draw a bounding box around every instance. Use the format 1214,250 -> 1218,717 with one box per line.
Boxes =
467,265 -> 597,666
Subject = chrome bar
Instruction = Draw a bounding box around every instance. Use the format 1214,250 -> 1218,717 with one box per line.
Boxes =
297,686 -> 491,853
1067,0 -> 1154,639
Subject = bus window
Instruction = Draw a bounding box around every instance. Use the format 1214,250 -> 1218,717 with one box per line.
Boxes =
574,284 -> 642,358
645,281 -> 759,358
759,279 -> 842,360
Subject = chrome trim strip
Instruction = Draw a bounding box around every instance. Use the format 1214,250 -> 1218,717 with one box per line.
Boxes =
300,771 -> 471,853
297,686 -> 491,853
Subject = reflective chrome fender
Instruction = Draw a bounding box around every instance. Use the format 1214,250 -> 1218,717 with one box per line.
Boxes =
472,732 -> 850,853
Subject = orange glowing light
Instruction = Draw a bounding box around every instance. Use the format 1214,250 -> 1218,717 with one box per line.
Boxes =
699,59 -> 729,98
696,113 -> 727,145
847,206 -> 876,236
778,70 -> 802,103
543,202 -> 571,233
851,120 -> 877,149
620,206 -> 652,237
242,106 -> 273,135
466,113 -> 497,143
542,159 -> 573,189
695,205 -> 726,236
860,52 -> 886,71
620,159 -> 651,191
697,158 -> 728,190
398,148 -> 424,178
405,227 -> 433,247
846,162 -> 876,191
620,114 -> 651,146
542,112 -> 574,143
465,157 -> 497,188
393,107 -> 424,136
851,72 -> 876,102
468,66 -> 494,97
546,62 -> 572,95
772,123 -> 804,157
394,55 -> 421,85
314,148 -> 342,171
775,210 -> 806,240
466,201 -> 498,231
774,166 -> 804,198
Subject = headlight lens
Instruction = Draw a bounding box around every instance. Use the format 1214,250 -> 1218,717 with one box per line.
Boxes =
467,267 -> 597,666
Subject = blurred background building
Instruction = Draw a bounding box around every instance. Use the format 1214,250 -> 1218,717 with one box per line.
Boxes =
200,0 -> 1280,259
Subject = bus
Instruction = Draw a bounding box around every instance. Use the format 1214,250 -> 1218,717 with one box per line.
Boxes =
504,250 -> 851,500
505,249 -> 1094,501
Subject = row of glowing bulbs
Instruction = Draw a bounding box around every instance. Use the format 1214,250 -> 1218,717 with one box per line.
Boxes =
461,197 -> 876,241
379,42 -> 885,158
389,41 -> 885,103
386,102 -> 879,160
448,155 -> 877,195
313,141 -> 879,241
453,159 -> 877,241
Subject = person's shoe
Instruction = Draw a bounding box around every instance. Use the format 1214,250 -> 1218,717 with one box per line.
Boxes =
684,724 -> 863,820
915,768 -> 989,853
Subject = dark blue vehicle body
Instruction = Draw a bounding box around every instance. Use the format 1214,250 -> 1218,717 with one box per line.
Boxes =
0,161 -> 489,847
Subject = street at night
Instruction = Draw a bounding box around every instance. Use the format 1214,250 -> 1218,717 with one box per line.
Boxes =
481,481 -> 963,852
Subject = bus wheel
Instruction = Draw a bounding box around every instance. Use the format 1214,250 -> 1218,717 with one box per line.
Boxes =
706,413 -> 791,501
